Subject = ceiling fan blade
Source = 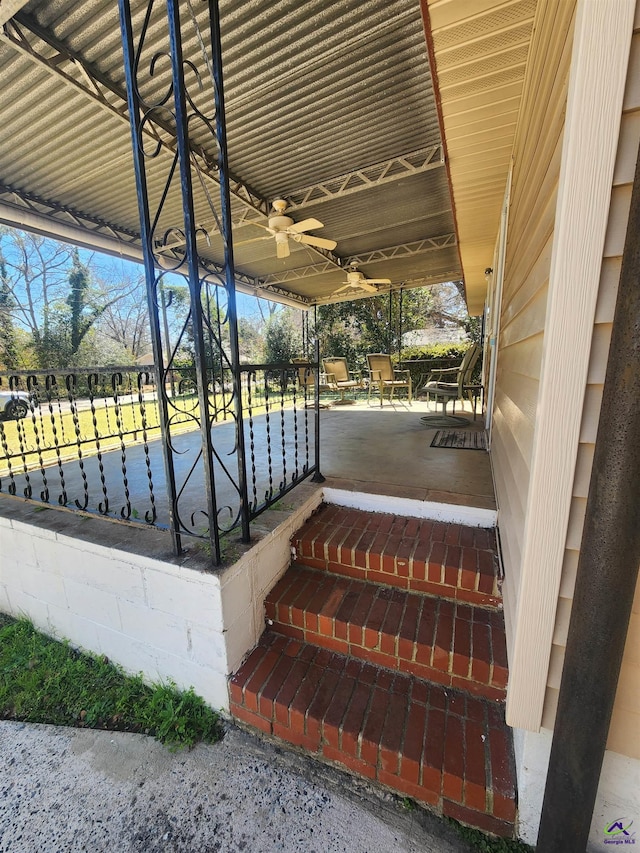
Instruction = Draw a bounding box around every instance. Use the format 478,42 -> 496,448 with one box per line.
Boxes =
286,218 -> 324,234
276,240 -> 290,259
293,233 -> 338,251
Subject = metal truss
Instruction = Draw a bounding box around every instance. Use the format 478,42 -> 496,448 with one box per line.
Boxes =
5,12 -> 269,223
258,234 -> 457,292
344,233 -> 457,267
255,283 -> 312,306
0,184 -> 260,291
0,184 -> 140,244
258,260 -> 341,287
285,146 -> 444,210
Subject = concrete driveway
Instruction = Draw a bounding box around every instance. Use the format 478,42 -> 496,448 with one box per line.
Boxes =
0,720 -> 474,853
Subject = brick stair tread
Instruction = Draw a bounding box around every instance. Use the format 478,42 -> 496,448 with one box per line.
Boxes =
292,504 -> 501,608
266,564 -> 508,700
230,632 -> 517,836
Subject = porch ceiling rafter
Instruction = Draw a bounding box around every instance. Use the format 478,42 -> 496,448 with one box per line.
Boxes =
345,232 -> 457,266
284,145 -> 445,210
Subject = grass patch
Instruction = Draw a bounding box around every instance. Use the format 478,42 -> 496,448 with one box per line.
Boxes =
0,615 -> 222,751
446,818 -> 534,852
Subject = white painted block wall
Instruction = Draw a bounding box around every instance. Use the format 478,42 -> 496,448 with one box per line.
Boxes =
0,489 -> 324,713
0,515 -> 229,708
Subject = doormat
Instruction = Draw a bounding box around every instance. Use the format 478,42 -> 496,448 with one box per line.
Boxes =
430,429 -> 487,450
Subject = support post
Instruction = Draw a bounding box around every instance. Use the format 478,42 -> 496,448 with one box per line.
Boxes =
311,337 -> 325,483
208,0 -> 250,543
118,0 -> 182,555
166,0 -> 222,562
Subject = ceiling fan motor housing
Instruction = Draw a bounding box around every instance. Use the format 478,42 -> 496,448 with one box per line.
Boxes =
269,214 -> 294,234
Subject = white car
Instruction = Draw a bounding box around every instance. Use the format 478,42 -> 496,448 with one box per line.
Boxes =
0,389 -> 30,420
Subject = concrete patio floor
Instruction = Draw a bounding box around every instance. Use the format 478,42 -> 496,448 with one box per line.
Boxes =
319,398 -> 494,510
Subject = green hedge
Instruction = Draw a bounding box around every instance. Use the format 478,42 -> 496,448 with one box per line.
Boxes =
392,343 -> 485,389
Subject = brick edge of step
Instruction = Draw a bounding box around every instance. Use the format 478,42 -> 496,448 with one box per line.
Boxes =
229,633 -> 517,838
292,506 -> 502,609
266,564 -> 508,702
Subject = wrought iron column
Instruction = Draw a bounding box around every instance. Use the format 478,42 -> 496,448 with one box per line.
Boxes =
119,0 -> 249,563
118,0 -> 182,555
311,337 -> 325,484
165,0 -> 222,561
207,0 -> 250,543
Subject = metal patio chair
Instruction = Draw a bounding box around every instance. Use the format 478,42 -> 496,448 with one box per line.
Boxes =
322,357 -> 364,404
423,343 -> 481,421
366,353 -> 412,407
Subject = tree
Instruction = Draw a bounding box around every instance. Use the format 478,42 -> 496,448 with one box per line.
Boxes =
263,309 -> 301,364
315,283 -> 470,368
67,251 -> 96,355
97,273 -> 150,361
0,227 -> 76,366
0,228 -> 141,367
0,250 -> 18,369
237,316 -> 264,364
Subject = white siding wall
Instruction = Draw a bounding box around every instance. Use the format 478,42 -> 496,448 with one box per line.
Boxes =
491,0 -> 576,663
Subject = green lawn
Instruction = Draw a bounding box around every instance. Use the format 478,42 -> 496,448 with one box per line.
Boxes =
0,615 -> 222,750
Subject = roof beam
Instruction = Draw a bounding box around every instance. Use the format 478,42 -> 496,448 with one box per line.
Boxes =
285,146 -> 444,210
6,12 -> 269,222
344,233 -> 456,266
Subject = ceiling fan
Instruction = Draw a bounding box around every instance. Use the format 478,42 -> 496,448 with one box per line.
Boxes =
332,264 -> 391,295
234,199 -> 337,259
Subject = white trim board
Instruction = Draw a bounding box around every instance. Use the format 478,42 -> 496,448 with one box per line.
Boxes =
322,487 -> 497,528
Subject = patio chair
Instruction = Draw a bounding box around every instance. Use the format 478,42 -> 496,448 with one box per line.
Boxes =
366,353 -> 412,407
322,357 -> 364,404
423,343 -> 481,419
292,358 -> 331,405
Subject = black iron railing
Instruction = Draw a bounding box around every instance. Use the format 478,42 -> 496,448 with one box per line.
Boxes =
0,357 -> 323,561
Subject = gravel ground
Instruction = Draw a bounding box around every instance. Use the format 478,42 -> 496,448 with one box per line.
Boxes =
0,720 -> 474,853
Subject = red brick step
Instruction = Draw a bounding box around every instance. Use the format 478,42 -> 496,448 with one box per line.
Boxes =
230,631 -> 517,837
265,564 -> 508,701
292,504 -> 501,608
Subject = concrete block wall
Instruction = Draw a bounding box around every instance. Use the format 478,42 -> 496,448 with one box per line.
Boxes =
219,489 -> 324,674
0,487 -> 323,712
0,515 -> 228,709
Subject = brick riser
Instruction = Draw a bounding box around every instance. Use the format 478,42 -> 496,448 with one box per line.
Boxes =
266,564 -> 508,702
230,632 -> 516,836
292,504 -> 500,608
230,504 -> 516,836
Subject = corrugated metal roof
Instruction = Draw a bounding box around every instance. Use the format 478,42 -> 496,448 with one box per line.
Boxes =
0,0 -> 465,306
